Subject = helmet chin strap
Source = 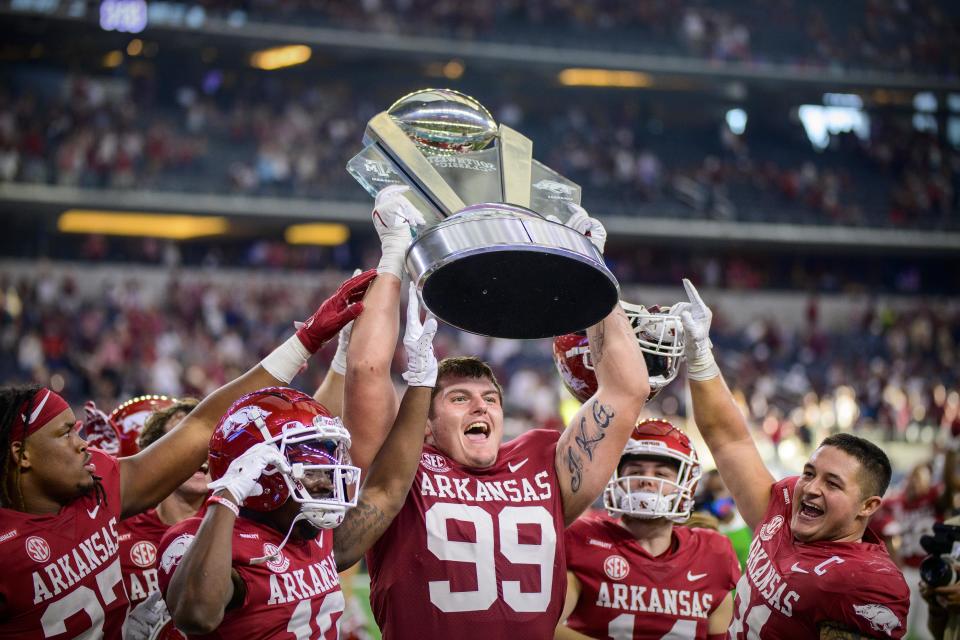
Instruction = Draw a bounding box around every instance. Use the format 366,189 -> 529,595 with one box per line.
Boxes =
250,511 -> 314,565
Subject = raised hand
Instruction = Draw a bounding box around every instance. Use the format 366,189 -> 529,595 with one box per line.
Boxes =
295,269 -> 377,354
671,278 -> 719,381
208,442 -> 289,506
401,283 -> 438,387
566,202 -> 607,254
373,185 -> 426,279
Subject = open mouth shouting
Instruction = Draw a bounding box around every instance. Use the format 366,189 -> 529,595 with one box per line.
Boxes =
463,421 -> 491,443
797,500 -> 825,522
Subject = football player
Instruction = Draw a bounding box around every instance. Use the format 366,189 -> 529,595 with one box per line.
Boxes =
158,287 -> 439,638
0,269 -> 373,639
344,188 -> 650,639
118,398 -> 203,608
557,418 -> 740,640
674,279 -> 909,639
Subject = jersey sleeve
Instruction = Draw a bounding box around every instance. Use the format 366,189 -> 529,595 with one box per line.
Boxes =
156,518 -> 202,597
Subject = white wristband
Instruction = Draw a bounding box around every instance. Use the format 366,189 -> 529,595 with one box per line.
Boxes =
687,348 -> 721,382
260,334 -> 310,384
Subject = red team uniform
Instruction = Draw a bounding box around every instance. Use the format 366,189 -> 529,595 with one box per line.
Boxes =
564,516 -> 740,639
729,477 -> 909,639
157,515 -> 344,640
0,449 -> 129,639
118,508 -> 168,607
367,429 -> 566,640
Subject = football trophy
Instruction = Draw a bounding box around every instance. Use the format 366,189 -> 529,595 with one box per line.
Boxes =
347,89 -> 619,339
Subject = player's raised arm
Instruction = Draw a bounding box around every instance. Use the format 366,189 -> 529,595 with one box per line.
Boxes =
344,186 -> 425,473
674,278 -> 774,530
555,221 -> 649,523
334,283 -> 436,570
118,270 -> 375,519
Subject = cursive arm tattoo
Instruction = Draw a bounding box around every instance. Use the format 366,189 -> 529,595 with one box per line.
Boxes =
565,399 -> 615,493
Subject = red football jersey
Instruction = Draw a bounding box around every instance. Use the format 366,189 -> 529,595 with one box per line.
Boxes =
119,508 -> 168,607
157,515 -> 343,639
564,516 -> 740,639
729,476 -> 909,639
872,485 -> 944,567
367,429 -> 566,640
0,449 -> 129,639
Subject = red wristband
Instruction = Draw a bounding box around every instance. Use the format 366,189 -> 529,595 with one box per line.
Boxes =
207,494 -> 239,517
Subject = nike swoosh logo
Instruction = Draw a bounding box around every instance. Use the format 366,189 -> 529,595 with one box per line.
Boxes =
508,458 -> 529,473
23,389 -> 51,425
686,571 -> 707,581
790,562 -> 808,573
87,503 -> 100,519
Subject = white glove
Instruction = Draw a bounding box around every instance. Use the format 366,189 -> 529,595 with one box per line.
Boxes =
208,442 -> 289,505
123,590 -> 168,640
671,278 -> 720,381
566,203 -> 607,254
401,283 -> 438,387
330,269 -> 361,375
373,185 -> 426,279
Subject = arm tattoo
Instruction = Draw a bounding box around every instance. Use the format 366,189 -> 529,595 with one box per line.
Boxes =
566,448 -> 583,492
587,321 -> 606,366
333,499 -> 388,557
818,622 -> 869,639
566,400 -> 615,493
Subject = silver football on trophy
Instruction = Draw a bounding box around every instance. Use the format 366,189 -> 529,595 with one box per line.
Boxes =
387,89 -> 498,155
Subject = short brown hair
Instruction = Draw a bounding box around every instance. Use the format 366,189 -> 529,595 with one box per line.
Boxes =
138,398 -> 199,450
430,357 -> 503,405
819,433 -> 892,499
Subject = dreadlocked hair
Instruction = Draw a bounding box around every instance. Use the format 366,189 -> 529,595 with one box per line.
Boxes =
0,384 -> 41,510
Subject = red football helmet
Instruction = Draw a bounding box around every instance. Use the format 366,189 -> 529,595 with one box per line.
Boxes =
209,387 -> 359,529
110,395 -> 177,457
553,301 -> 684,403
603,418 -> 701,522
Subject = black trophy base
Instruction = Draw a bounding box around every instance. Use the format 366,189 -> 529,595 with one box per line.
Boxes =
420,248 -> 619,339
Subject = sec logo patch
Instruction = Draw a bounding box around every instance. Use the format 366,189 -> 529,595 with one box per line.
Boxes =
420,452 -> 450,473
25,536 -> 51,563
603,554 -> 629,580
131,540 -> 158,568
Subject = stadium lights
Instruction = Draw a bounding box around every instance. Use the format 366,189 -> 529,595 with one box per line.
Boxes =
250,45 -> 312,71
284,223 -> 350,246
58,210 -> 229,239
558,68 -> 653,88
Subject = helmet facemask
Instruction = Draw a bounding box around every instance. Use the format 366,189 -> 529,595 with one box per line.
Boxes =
603,440 -> 701,523
620,302 -> 684,400
264,416 -> 361,530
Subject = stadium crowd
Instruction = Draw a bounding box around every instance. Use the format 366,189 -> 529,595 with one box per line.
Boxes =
2,265 -> 956,451
2,68 -> 958,229
193,0 -> 960,75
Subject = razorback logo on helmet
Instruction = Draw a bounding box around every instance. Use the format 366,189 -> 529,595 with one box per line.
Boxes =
420,452 -> 451,473
603,555 -> 629,580
853,604 -> 901,634
160,533 -> 195,575
110,395 -> 177,456
25,536 -> 50,563
759,515 -> 785,541
218,405 -> 271,438
131,540 -> 158,568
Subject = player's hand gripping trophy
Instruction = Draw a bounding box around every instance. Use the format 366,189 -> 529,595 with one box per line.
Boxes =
347,89 -> 618,339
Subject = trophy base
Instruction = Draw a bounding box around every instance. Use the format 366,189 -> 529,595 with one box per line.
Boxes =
406,204 -> 619,339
